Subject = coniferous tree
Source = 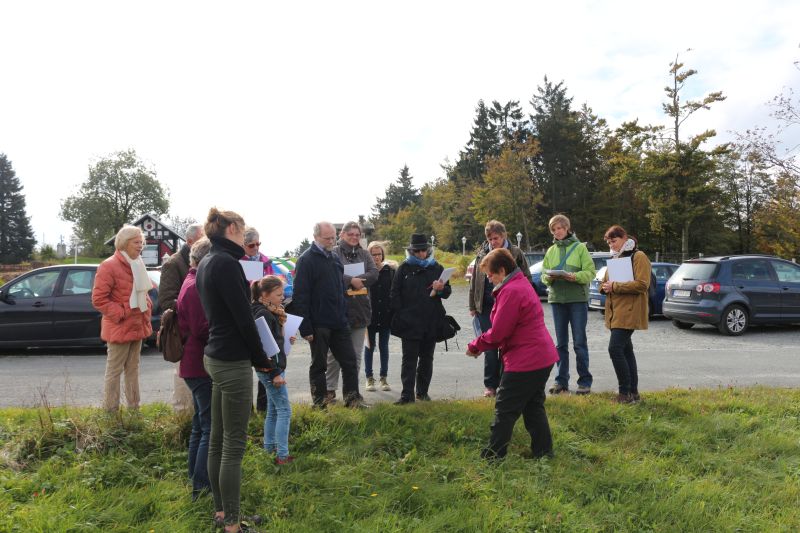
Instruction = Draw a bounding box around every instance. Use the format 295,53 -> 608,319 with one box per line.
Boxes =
371,165 -> 420,225
0,154 -> 36,264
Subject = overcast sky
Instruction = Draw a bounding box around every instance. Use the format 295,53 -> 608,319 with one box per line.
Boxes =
2,0 -> 798,257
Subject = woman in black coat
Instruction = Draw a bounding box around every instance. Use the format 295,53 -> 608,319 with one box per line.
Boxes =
390,234 -> 451,404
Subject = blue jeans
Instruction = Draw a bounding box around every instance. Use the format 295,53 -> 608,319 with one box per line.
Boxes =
477,311 -> 502,389
551,302 -> 592,389
256,371 -> 292,459
184,376 -> 212,495
608,328 -> 638,395
364,325 -> 391,378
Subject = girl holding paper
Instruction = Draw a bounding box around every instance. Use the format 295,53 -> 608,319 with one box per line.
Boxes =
600,225 -> 651,404
251,276 -> 295,465
541,214 -> 595,396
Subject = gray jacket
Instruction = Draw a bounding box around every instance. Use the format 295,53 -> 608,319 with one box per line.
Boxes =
333,241 -> 378,329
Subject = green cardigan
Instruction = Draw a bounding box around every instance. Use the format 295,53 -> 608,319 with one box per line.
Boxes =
541,234 -> 595,304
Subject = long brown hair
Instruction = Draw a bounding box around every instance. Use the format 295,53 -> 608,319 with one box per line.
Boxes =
251,275 -> 284,303
204,207 -> 245,239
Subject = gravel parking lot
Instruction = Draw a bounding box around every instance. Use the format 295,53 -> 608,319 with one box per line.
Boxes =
1,285 -> 798,408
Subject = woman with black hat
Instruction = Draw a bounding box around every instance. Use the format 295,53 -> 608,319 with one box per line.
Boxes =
389,233 -> 452,404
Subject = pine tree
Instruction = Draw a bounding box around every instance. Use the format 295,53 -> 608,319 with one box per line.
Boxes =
0,154 -> 36,264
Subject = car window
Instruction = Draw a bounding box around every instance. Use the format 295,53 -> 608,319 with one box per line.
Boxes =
7,271 -> 61,299
672,262 -> 718,281
592,257 -> 608,270
770,260 -> 800,283
732,259 -> 772,281
653,266 -> 673,281
63,270 -> 95,295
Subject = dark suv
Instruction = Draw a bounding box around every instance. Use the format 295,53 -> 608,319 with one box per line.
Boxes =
662,255 -> 800,335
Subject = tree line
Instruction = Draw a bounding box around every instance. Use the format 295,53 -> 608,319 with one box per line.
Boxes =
370,57 -> 800,261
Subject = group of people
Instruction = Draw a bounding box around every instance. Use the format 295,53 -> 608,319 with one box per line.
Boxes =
91,208 -> 651,532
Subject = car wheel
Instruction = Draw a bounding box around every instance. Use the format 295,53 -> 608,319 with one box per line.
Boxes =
718,304 -> 748,336
672,320 -> 694,330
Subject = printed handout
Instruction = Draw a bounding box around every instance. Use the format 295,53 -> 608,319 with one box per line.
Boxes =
343,262 -> 365,277
254,316 -> 280,357
606,257 -> 634,282
283,313 -> 303,355
239,260 -> 264,282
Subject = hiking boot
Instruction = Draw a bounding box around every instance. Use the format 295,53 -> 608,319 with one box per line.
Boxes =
365,377 -> 376,392
630,392 -> 641,403
344,393 -> 370,409
575,385 -> 591,395
324,390 -> 337,405
416,393 -> 431,402
614,392 -> 635,404
483,387 -> 496,398
548,383 -> 569,395
380,376 -> 391,391
394,397 -> 414,405
274,456 -> 295,465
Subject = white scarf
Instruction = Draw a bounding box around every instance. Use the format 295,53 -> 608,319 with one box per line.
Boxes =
121,251 -> 150,312
611,238 -> 637,258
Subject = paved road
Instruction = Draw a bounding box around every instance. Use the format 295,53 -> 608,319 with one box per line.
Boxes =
1,285 -> 799,408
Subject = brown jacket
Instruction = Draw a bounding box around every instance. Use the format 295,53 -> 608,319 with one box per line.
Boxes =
468,242 -> 530,314
602,250 -> 651,330
158,245 -> 190,311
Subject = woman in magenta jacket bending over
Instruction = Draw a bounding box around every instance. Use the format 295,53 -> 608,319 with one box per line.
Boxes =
467,248 -> 559,461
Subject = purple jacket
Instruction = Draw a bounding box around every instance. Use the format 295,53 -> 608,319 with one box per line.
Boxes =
176,269 -> 209,379
468,269 -> 558,373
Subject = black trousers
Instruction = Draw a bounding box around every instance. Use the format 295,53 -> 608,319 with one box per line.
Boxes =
399,338 -> 436,401
483,365 -> 554,459
608,328 -> 638,395
309,326 -> 360,406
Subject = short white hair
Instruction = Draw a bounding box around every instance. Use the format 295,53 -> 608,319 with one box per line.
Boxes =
114,225 -> 144,251
313,221 -> 334,237
243,226 -> 260,245
189,237 -> 212,267
185,223 -> 204,243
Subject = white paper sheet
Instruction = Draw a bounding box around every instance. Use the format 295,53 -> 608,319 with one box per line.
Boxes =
343,262 -> 365,277
254,316 -> 280,357
545,269 -> 570,277
472,315 -> 483,338
282,313 -> 303,355
438,267 -> 457,283
239,260 -> 264,282
606,257 -> 634,282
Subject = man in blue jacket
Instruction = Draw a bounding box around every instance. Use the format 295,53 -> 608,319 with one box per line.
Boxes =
292,221 -> 366,408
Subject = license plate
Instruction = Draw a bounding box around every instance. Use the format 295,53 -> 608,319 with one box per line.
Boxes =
590,299 -> 601,306
673,289 -> 691,297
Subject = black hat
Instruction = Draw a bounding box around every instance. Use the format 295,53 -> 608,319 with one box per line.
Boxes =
406,233 -> 430,251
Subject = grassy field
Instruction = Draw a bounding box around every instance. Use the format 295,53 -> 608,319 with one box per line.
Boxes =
1,388 -> 798,532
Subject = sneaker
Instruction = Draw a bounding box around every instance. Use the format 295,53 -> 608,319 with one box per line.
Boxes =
483,387 -> 496,398
380,377 -> 391,391
575,385 -> 591,395
365,377 -> 376,392
415,393 -> 431,402
324,390 -> 337,405
274,456 -> 294,465
548,384 -> 569,395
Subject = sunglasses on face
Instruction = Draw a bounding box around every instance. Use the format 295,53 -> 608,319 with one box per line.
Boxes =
246,242 -> 261,248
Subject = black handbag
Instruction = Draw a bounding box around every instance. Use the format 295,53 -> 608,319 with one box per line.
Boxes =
435,314 -> 461,342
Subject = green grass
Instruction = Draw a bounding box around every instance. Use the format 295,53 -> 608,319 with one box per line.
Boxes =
2,389 -> 799,532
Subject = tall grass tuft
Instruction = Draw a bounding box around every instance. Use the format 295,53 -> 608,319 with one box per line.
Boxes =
1,388 -> 799,531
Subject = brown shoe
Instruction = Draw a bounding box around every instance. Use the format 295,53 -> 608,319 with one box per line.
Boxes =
324,390 -> 337,405
614,393 -> 635,404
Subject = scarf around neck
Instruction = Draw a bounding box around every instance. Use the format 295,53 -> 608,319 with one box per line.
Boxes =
266,301 -> 287,325
611,238 -> 637,258
120,251 -> 150,312
405,251 -> 435,268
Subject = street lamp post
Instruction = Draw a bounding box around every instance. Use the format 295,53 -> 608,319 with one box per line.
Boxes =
430,234 -> 436,254
461,236 -> 466,255
516,231 -> 522,249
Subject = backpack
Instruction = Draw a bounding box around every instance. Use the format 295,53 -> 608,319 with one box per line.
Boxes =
435,314 -> 461,343
156,308 -> 184,363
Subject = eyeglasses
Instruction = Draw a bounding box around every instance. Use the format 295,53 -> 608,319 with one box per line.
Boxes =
245,242 -> 261,248
371,253 -> 383,258
345,232 -> 361,239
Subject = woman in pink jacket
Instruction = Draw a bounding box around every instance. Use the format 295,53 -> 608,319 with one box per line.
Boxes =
92,225 -> 153,411
467,248 -> 559,461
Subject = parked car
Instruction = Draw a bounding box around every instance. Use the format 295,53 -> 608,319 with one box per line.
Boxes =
662,255 -> 800,335
529,260 -> 549,298
589,251 -> 614,271
0,264 -> 161,348
589,262 -> 679,316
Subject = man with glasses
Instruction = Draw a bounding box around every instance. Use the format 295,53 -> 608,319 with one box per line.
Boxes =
326,221 -> 378,403
292,221 -> 367,408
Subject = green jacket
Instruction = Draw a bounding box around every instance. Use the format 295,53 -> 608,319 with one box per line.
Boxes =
541,234 -> 595,304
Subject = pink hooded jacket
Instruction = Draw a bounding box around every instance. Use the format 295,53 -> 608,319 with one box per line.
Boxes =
92,251 -> 153,343
468,269 -> 558,373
